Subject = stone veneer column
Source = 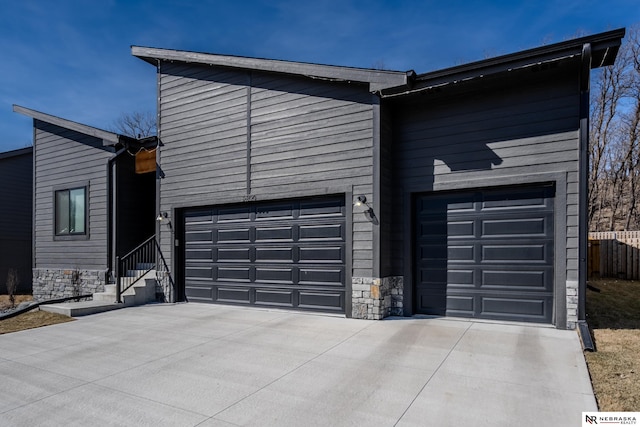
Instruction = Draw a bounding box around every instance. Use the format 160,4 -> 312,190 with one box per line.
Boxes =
351,276 -> 404,320
566,280 -> 579,329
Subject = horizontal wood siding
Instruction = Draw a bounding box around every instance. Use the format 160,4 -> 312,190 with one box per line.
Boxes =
0,148 -> 33,292
33,121 -> 113,270
158,62 -> 376,280
391,62 -> 581,283
0,149 -> 32,239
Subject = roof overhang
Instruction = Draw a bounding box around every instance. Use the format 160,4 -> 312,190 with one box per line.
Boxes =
0,146 -> 32,160
380,28 -> 625,98
131,46 -> 414,92
13,105 -> 140,147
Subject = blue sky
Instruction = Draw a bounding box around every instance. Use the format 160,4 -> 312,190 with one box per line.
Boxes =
0,0 -> 637,152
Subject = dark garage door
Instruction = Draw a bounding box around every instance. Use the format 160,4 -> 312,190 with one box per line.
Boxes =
415,185 -> 554,323
183,196 -> 346,313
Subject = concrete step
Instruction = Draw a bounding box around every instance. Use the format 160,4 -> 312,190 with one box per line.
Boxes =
40,300 -> 125,317
95,269 -> 157,306
41,270 -> 158,317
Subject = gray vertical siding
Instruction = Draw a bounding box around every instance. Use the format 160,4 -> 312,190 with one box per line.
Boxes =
33,120 -> 114,270
157,62 -> 376,281
0,147 -> 33,293
390,61 -> 581,288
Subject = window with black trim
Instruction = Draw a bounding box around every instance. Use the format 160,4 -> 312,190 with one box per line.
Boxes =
55,187 -> 86,235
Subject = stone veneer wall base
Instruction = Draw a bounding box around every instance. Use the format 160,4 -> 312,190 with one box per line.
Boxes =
32,268 -> 107,302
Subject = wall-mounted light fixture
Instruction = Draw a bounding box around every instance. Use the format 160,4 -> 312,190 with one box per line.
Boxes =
156,211 -> 173,230
354,195 -> 377,224
355,195 -> 368,207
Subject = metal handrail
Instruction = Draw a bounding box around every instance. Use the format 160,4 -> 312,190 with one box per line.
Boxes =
152,238 -> 176,303
116,235 -> 156,303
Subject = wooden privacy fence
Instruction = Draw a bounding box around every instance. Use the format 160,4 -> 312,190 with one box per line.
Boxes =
588,231 -> 640,280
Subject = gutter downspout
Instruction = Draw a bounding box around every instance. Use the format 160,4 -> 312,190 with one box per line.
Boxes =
578,43 -> 594,350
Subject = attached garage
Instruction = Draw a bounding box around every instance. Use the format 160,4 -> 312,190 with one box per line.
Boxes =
134,29 -> 624,327
183,196 -> 347,313
414,185 -> 554,323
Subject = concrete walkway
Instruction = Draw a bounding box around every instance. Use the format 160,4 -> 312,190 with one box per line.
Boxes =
0,304 -> 596,426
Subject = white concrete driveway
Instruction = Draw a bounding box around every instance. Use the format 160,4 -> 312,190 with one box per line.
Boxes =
0,304 -> 596,426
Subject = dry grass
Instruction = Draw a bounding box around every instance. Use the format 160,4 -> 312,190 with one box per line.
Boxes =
585,279 -> 640,411
0,294 -> 33,311
1,294 -> 74,334
0,310 -> 74,334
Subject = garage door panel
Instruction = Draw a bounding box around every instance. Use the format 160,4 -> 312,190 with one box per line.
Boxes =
255,247 -> 294,262
255,268 -> 294,284
448,245 -> 474,261
482,218 -> 546,236
184,210 -> 213,224
481,244 -> 549,262
481,187 -> 551,209
184,196 -> 346,313
299,246 -> 344,263
418,195 -> 474,213
448,221 -> 474,237
299,268 -> 343,286
255,203 -> 294,220
299,224 -> 344,240
298,291 -> 343,311
448,269 -> 474,286
185,266 -> 213,279
415,185 -> 554,323
481,297 -> 548,319
217,247 -> 251,261
255,226 -> 294,241
184,285 -> 212,301
420,268 -> 447,284
418,220 -> 448,236
418,244 -> 448,261
217,287 -> 251,304
217,267 -> 251,282
447,295 -> 474,313
481,269 -> 550,290
255,288 -> 294,307
218,228 -> 251,242
217,206 -> 251,222
418,291 -> 447,316
185,230 -> 214,243
185,248 -> 213,260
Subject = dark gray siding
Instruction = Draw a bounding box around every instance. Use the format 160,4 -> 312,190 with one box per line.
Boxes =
379,105 -> 394,278
0,147 -> 33,293
390,61 -> 581,290
33,120 -> 114,270
158,62 -> 376,284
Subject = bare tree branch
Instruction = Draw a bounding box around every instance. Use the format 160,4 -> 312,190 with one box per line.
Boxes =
110,111 -> 157,138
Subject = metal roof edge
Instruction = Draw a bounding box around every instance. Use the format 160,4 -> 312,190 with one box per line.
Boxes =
13,105 -> 125,146
0,146 -> 33,160
382,28 -> 625,97
131,46 -> 410,91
